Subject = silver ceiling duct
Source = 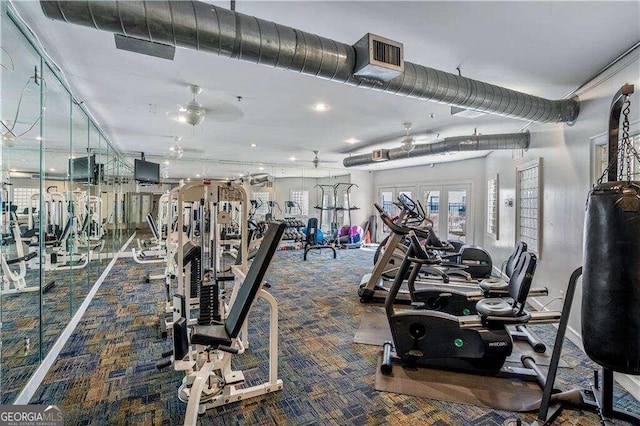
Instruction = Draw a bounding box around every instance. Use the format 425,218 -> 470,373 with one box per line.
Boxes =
343,131 -> 530,167
40,1 -> 579,123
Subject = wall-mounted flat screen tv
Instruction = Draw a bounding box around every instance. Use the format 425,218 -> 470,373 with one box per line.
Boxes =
134,159 -> 160,183
69,155 -> 96,183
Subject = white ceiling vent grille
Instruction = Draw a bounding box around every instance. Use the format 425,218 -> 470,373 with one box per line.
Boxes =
353,33 -> 404,83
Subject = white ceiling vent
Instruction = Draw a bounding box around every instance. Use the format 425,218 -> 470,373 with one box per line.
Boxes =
353,33 -> 404,83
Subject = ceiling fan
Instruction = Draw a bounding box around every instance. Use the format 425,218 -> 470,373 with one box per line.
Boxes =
177,84 -> 244,125
400,122 -> 416,153
167,136 -> 205,159
310,150 -> 339,168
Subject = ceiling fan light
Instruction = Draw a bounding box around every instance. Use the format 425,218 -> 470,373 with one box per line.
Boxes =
169,143 -> 184,159
400,135 -> 415,153
185,100 -> 205,126
2,133 -> 17,147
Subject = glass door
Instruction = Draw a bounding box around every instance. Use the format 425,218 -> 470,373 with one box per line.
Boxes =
446,188 -> 468,243
378,189 -> 394,242
423,189 -> 441,235
421,184 -> 472,244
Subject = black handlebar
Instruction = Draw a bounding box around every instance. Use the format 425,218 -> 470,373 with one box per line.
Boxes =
218,345 -> 239,354
373,203 -> 430,239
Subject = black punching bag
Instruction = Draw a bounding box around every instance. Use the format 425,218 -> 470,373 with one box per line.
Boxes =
582,182 -> 640,374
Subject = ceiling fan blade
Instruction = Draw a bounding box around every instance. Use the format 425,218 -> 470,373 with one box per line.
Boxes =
204,101 -> 244,122
182,147 -> 205,154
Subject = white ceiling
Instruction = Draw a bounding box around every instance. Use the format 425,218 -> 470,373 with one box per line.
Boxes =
6,0 -> 640,178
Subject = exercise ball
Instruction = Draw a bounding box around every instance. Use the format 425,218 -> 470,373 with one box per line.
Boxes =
316,229 -> 324,243
350,225 -> 363,244
339,225 -> 350,237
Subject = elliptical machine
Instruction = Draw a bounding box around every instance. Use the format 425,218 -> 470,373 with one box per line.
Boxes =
359,195 -> 493,303
369,203 -> 550,312
382,230 -> 560,377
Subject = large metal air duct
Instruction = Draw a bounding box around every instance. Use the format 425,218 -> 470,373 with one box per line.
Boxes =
343,131 -> 530,167
40,1 -> 579,123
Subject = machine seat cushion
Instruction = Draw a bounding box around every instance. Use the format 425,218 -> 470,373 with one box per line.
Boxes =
6,251 -> 38,265
479,277 -> 508,293
191,324 -> 232,347
475,298 -> 514,317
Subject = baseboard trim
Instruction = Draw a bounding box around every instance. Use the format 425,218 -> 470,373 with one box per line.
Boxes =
14,232 -> 136,404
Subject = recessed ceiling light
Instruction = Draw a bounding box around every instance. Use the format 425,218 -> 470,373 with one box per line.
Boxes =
428,113 -> 436,119
289,156 -> 296,161
49,168 -> 55,172
258,166 -> 265,171
313,103 -> 329,112
196,174 -> 200,177
163,160 -> 169,165
36,136 -> 42,141
237,173 -> 244,177
177,116 -> 187,123
178,106 -> 187,112
250,143 -> 257,148
187,178 -> 191,181
345,138 -> 359,144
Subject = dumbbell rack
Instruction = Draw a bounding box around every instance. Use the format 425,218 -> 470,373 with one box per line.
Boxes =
278,218 -> 305,250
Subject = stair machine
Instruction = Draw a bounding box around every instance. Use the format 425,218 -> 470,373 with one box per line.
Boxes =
381,230 -> 561,381
157,221 -> 285,426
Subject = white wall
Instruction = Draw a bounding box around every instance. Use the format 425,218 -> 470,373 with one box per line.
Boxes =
484,53 -> 640,321
367,52 -> 640,398
349,170 -> 375,227
373,157 -> 487,245
272,176 -> 318,218
483,52 -> 640,396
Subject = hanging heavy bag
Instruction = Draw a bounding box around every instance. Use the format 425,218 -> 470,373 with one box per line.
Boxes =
582,181 -> 640,374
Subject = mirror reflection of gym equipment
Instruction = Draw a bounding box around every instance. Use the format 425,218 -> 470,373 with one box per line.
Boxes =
1,2 -> 639,426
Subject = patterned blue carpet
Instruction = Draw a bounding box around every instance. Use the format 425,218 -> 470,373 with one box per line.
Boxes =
20,245 -> 640,425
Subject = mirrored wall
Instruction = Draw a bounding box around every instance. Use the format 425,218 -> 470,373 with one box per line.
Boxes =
0,5 -> 358,403
0,8 -> 135,402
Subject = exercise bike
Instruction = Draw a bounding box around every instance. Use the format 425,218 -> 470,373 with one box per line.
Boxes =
382,230 -> 560,377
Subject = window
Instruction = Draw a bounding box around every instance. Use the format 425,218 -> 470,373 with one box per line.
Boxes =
594,134 -> 640,183
516,159 -> 542,256
486,175 -> 499,239
251,192 -> 269,216
13,188 -> 40,213
290,190 -> 309,216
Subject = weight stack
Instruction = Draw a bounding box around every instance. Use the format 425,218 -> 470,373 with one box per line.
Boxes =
582,182 -> 640,374
198,282 -> 219,325
190,256 -> 201,299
